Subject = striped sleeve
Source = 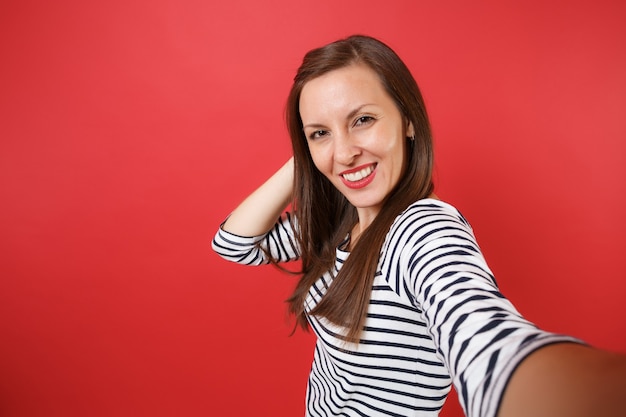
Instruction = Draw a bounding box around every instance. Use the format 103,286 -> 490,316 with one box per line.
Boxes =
396,202 -> 582,417
211,212 -> 300,265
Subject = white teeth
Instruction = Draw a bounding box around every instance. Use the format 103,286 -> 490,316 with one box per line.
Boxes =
343,165 -> 374,182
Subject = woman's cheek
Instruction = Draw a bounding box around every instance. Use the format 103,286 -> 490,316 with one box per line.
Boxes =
310,146 -> 331,173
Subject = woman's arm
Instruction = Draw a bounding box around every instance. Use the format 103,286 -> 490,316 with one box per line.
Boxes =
497,343 -> 626,417
397,201 -> 626,417
222,157 -> 294,237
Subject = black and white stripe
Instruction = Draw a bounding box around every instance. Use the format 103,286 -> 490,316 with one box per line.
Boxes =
212,199 -> 581,417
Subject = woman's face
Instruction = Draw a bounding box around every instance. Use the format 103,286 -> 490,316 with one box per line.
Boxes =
299,63 -> 413,224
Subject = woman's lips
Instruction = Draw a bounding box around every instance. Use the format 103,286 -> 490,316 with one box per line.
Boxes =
340,164 -> 377,189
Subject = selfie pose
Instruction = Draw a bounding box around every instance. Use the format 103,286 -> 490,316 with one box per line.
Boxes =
212,35 -> 625,417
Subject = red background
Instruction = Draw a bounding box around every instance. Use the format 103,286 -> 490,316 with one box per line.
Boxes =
1,1 -> 625,416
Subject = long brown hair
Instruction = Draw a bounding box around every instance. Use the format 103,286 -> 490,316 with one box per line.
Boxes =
285,35 -> 434,342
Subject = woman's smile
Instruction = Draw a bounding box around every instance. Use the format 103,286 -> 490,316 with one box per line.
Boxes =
340,163 -> 377,189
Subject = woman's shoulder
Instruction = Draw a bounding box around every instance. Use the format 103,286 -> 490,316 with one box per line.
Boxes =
399,198 -> 470,226
384,198 -> 474,247
378,198 -> 477,273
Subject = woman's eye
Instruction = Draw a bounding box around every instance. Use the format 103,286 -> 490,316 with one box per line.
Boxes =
309,130 -> 328,140
355,116 -> 374,126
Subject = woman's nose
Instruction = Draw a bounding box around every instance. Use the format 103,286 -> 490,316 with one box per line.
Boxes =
334,133 -> 361,165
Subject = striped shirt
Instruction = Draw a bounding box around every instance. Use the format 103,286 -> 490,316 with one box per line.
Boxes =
212,199 -> 580,417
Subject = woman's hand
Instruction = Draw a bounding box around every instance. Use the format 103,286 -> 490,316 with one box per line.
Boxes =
498,343 -> 626,417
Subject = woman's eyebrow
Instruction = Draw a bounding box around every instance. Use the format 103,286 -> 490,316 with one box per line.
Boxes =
302,122 -> 327,130
303,104 -> 375,130
346,104 -> 374,121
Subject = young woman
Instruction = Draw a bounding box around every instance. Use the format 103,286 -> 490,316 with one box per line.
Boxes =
212,35 -> 625,417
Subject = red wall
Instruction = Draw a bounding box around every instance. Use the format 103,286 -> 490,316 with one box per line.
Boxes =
1,1 -> 625,416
